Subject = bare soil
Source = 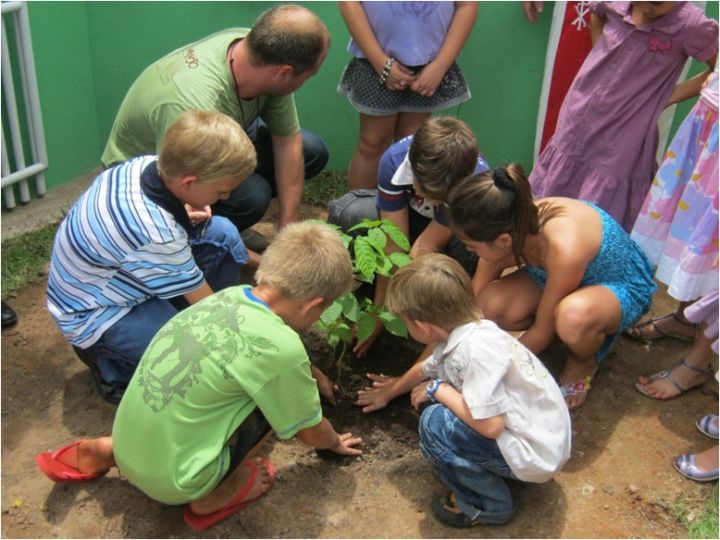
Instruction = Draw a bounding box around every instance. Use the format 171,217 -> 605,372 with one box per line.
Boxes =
1,203 -> 718,538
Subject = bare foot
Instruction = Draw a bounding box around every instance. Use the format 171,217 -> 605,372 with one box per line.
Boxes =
189,457 -> 274,515
559,356 -> 598,410
635,360 -> 710,400
57,438 -> 114,475
695,446 -> 719,473
626,312 -> 696,342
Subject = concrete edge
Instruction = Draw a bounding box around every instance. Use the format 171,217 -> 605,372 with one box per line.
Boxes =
1,168 -> 100,241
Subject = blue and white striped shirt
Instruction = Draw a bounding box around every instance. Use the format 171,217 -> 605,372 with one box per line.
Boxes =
47,156 -> 205,348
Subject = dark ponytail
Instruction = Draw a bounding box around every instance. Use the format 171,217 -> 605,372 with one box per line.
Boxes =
447,163 -> 541,266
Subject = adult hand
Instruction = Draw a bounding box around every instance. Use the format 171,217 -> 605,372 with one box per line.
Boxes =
355,373 -> 397,413
523,1 -> 544,24
409,61 -> 446,97
352,318 -> 384,358
311,366 -> 339,405
410,380 -> 431,410
331,432 -> 363,456
385,61 -> 417,92
185,204 -> 212,225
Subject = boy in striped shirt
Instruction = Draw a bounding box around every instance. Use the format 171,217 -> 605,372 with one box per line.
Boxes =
47,110 -> 256,401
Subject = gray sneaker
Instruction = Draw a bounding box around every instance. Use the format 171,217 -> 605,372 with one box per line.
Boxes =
241,228 -> 270,253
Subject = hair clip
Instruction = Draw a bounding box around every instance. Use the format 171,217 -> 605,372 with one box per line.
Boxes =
492,168 -> 515,192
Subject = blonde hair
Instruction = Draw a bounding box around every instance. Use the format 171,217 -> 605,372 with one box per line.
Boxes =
256,222 -> 353,302
386,254 -> 480,332
157,110 -> 257,183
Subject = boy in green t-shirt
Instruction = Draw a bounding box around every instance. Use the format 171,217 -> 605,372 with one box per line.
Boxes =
36,222 -> 362,530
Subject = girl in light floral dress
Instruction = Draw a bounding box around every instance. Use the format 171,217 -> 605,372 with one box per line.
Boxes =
630,64 -> 719,399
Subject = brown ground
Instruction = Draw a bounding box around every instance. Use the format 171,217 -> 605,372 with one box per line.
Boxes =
1,203 -> 718,538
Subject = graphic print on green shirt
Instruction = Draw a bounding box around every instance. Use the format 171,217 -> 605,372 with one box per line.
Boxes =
137,292 -> 280,413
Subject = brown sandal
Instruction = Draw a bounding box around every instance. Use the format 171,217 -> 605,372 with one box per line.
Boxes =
626,313 -> 698,343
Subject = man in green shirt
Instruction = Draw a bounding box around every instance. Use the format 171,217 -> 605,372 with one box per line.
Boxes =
102,4 -> 330,246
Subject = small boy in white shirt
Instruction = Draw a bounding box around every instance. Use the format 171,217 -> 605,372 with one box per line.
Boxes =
355,254 -> 571,527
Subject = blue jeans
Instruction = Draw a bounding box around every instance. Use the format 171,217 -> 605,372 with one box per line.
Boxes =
86,216 -> 247,386
212,120 -> 329,231
419,403 -> 517,525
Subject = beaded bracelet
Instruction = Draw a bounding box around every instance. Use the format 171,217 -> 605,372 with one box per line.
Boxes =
379,57 -> 395,85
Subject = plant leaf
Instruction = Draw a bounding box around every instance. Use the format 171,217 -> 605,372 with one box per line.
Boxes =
348,218 -> 382,232
366,227 -> 387,254
320,300 -> 343,325
389,252 -> 413,268
355,271 -> 374,283
339,293 -> 360,322
354,237 -> 377,280
327,332 -> 340,348
380,220 -> 410,251
379,310 -> 407,337
335,322 -> 353,344
357,311 -> 377,342
375,254 -> 393,276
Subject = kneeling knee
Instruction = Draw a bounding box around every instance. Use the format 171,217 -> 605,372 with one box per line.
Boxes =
204,217 -> 242,245
555,299 -> 597,345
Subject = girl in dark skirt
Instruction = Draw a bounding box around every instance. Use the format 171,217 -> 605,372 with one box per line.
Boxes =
338,1 -> 477,190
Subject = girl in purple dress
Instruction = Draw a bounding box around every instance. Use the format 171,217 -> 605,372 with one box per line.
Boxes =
530,1 -> 718,231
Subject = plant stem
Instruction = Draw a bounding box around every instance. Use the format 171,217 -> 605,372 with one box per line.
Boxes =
336,341 -> 347,390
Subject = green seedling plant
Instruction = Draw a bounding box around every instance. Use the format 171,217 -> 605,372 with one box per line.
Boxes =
316,219 -> 412,385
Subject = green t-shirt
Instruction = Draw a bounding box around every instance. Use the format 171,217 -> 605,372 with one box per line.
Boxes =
101,29 -> 300,166
112,286 -> 322,504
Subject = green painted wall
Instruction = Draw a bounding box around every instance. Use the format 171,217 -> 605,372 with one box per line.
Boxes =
19,1 -> 719,193
26,2 -> 99,186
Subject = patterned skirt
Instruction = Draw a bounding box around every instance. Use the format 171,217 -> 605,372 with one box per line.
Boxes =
631,100 -> 719,302
337,57 -> 471,116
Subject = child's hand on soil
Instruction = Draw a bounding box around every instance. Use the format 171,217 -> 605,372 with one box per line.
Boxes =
331,432 -> 363,456
410,381 -> 430,410
311,366 -> 339,405
355,373 -> 397,413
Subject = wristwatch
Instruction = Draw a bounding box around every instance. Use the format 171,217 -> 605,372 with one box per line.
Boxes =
426,378 -> 444,402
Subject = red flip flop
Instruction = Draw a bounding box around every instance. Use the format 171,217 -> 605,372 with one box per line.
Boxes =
35,440 -> 108,483
183,457 -> 276,531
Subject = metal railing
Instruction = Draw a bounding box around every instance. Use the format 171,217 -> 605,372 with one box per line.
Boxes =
1,0 -> 47,209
